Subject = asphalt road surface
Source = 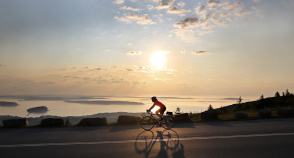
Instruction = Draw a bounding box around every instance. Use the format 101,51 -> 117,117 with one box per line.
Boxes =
1,118 -> 294,158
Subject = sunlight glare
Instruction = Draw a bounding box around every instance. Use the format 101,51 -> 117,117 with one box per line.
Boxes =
151,106 -> 160,113
150,51 -> 169,69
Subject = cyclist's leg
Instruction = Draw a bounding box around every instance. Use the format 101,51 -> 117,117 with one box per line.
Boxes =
161,107 -> 166,114
155,108 -> 163,120
155,107 -> 166,123
159,107 -> 166,119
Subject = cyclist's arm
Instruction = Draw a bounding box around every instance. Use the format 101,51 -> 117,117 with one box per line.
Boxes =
148,103 -> 156,111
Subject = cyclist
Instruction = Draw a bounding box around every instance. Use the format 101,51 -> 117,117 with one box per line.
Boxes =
147,96 -> 166,125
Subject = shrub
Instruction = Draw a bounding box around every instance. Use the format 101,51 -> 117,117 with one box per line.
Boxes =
258,109 -> 271,118
78,117 -> 107,126
41,118 -> 64,127
234,112 -> 248,120
201,110 -> 218,121
3,119 -> 28,128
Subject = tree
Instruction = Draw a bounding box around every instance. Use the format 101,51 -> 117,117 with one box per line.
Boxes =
259,95 -> 264,100
275,91 -> 280,98
176,107 -> 181,114
237,96 -> 242,104
208,104 -> 213,111
285,89 -> 291,96
258,95 -> 265,109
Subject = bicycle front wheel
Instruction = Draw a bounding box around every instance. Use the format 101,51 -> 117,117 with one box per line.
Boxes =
162,116 -> 174,130
140,116 -> 155,131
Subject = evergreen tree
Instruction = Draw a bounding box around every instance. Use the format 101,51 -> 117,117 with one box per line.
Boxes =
275,91 -> 280,98
208,104 -> 213,111
176,107 -> 181,114
259,95 -> 264,100
285,89 -> 291,96
237,96 -> 242,104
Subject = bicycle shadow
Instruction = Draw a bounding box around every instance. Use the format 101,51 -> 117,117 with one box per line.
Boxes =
135,129 -> 185,158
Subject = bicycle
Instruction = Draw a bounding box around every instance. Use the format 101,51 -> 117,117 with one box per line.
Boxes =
140,109 -> 174,131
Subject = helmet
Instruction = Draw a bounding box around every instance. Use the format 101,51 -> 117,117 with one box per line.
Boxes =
151,96 -> 157,100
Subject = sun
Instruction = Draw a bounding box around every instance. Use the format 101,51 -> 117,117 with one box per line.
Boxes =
150,51 -> 169,68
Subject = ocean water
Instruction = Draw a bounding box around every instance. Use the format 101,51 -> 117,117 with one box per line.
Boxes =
0,96 -> 256,117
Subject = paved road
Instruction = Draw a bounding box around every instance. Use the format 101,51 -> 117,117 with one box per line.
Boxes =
1,118 -> 294,158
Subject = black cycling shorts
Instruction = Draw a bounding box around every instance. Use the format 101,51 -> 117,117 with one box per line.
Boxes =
155,107 -> 166,114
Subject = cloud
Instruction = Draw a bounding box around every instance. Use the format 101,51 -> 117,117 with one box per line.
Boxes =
180,49 -> 185,54
167,6 -> 180,13
236,10 -> 251,16
157,3 -> 171,9
175,2 -> 185,7
113,0 -> 258,42
115,14 -> 156,25
174,17 -> 202,29
191,51 -> 210,55
173,28 -> 199,41
167,7 -> 190,16
120,6 -> 141,12
0,95 -> 106,101
64,100 -> 144,105
172,0 -> 256,41
113,0 -> 124,4
50,64 -> 177,89
196,5 -> 207,14
155,0 -> 175,9
0,101 -> 18,107
147,5 -> 156,10
207,0 -> 220,6
127,51 -> 142,55
95,67 -> 102,71
224,98 -> 239,100
196,0 -> 220,14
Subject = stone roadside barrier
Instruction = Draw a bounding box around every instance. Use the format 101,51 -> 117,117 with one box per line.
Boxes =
78,117 -> 107,126
3,119 -> 28,127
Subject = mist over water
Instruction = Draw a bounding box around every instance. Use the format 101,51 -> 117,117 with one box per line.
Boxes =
0,96 -> 255,117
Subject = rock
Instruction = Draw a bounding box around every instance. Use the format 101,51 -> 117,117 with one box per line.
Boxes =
234,112 -> 248,120
41,118 -> 64,127
117,115 -> 140,125
201,110 -> 218,120
277,108 -> 294,116
3,119 -> 28,127
78,117 -> 107,126
258,109 -> 272,118
173,113 -> 192,122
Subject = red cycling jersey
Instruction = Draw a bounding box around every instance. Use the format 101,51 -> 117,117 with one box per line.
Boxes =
154,100 -> 166,108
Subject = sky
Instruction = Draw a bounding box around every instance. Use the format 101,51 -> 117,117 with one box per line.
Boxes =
0,0 -> 294,99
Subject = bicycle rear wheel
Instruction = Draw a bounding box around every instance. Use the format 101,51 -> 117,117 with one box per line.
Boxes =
162,116 -> 174,130
140,116 -> 155,131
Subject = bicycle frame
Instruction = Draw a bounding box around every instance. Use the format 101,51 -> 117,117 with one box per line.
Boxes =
146,112 -> 163,124
141,110 -> 174,130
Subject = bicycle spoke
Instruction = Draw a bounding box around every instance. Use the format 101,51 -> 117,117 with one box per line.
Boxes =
140,116 -> 155,131
162,116 -> 174,130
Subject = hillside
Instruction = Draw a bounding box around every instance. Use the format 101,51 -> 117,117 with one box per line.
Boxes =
217,95 -> 294,114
